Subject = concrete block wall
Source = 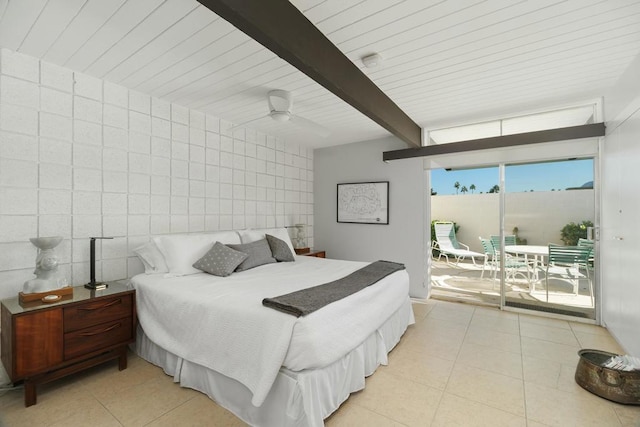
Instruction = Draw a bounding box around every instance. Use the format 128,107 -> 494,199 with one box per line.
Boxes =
0,48 -> 314,299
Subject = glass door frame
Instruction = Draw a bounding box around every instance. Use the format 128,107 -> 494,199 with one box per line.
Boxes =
426,156 -> 601,322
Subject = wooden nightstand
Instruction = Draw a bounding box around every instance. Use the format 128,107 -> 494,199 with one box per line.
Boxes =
1,283 -> 136,407
297,249 -> 326,258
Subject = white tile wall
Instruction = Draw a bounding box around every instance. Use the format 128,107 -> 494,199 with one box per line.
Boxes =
0,48 -> 314,300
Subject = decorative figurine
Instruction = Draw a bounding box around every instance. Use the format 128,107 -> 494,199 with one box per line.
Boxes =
22,236 -> 68,294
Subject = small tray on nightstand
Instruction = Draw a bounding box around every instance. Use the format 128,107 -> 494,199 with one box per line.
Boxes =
19,287 -> 73,306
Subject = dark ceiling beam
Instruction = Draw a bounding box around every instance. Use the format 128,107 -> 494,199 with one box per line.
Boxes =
197,0 -> 422,148
383,123 -> 606,161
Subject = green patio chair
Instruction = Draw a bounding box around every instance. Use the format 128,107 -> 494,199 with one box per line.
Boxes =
577,238 -> 595,267
479,238 -> 530,286
490,234 -> 516,249
432,221 -> 484,265
490,234 -> 527,265
479,238 -> 498,280
546,244 -> 593,305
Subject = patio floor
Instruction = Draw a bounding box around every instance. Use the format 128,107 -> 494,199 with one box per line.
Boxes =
430,258 -> 595,319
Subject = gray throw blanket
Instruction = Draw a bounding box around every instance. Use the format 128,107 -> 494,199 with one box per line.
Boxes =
262,260 -> 405,317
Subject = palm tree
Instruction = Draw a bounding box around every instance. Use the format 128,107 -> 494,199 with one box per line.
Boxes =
488,184 -> 500,193
470,184 -> 476,194
461,185 -> 468,194
454,181 -> 460,194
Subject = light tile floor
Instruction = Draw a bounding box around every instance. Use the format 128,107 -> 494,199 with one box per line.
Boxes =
1,300 -> 639,426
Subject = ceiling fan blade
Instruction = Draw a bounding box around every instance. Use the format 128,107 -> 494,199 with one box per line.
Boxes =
289,115 -> 330,138
229,114 -> 270,131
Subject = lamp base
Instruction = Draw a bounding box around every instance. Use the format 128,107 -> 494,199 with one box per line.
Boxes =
294,247 -> 310,254
85,282 -> 109,290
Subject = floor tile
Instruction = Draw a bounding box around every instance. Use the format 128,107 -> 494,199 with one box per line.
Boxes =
411,301 -> 435,320
349,370 -> 442,427
525,382 -> 623,427
0,387 -> 23,410
431,392 -> 527,427
573,331 -> 626,354
472,305 -> 519,320
464,325 -> 522,354
326,399 -> 405,427
613,404 -> 640,427
147,393 -> 248,427
519,313 -> 571,329
99,375 -> 198,426
446,363 -> 526,417
382,347 -> 455,390
521,336 -> 580,365
527,422 -> 553,427
470,311 -> 520,335
78,354 -> 166,401
397,326 -> 465,361
522,354 -> 588,396
456,341 -> 523,379
569,321 -> 611,336
412,315 -> 468,340
427,303 -> 474,326
0,390 -> 118,427
519,321 -> 580,346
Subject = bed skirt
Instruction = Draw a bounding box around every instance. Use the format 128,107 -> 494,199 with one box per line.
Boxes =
134,297 -> 414,427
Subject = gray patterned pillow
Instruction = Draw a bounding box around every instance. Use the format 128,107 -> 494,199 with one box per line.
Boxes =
192,242 -> 248,277
227,239 -> 277,271
266,234 -> 295,262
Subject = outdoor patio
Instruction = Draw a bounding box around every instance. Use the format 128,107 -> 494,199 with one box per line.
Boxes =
430,258 -> 595,318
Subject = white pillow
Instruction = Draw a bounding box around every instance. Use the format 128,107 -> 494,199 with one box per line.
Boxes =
133,241 -> 169,274
238,228 -> 295,254
153,231 -> 241,276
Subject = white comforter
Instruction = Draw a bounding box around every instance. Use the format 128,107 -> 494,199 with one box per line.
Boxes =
130,256 -> 410,407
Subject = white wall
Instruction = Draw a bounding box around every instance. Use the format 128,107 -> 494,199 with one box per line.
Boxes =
599,48 -> 640,356
314,136 -> 427,298
432,190 -> 595,253
0,48 -> 314,300
601,100 -> 640,356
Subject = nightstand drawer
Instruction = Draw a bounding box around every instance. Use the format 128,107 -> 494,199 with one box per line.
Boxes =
64,294 -> 132,333
64,317 -> 132,360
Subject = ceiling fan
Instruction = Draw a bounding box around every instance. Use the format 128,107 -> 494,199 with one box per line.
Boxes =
231,90 -> 330,137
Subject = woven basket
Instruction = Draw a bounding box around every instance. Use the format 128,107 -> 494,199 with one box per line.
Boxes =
575,349 -> 640,405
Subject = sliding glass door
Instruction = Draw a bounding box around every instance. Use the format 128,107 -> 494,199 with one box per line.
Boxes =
429,159 -> 597,319
429,166 -> 501,306
503,159 -> 596,319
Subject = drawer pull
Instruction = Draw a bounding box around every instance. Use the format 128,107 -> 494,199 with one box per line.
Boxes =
78,323 -> 121,337
77,299 -> 121,311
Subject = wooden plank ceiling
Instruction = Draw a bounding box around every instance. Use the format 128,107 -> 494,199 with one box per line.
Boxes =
1,0 -> 639,148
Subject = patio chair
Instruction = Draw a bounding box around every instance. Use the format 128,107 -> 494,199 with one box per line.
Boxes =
479,238 -> 498,280
432,221 -> 483,265
490,234 -> 523,261
577,238 -> 595,267
545,244 -> 593,305
479,238 -> 530,285
490,234 -> 517,249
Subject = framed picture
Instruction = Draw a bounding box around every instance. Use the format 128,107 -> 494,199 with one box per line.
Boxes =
337,181 -> 389,224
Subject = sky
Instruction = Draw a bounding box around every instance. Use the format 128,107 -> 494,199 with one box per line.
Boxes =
431,159 -> 594,195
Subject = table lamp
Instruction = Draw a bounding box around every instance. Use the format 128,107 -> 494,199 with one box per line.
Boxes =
85,237 -> 113,290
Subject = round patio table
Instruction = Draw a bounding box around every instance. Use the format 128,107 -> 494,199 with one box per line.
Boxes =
504,245 -> 549,292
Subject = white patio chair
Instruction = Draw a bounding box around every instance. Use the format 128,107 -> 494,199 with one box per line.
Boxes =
431,222 -> 483,265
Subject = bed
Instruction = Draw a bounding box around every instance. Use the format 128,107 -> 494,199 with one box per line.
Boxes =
128,229 -> 414,427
